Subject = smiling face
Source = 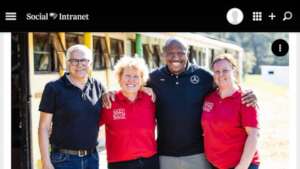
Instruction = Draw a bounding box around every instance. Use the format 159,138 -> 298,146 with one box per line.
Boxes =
68,50 -> 91,80
164,43 -> 188,75
119,67 -> 143,96
212,59 -> 236,89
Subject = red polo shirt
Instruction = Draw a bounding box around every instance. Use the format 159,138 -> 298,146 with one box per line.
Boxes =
201,89 -> 259,169
99,91 -> 157,163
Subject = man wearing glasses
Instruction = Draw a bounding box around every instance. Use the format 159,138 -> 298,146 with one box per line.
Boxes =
38,44 -> 105,169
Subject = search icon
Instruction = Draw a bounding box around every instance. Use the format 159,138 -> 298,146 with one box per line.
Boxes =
283,11 -> 293,21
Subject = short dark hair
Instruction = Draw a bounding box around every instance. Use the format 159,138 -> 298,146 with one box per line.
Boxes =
163,37 -> 188,52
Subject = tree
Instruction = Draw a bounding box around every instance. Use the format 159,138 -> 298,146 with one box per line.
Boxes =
242,52 -> 256,77
204,33 -> 289,74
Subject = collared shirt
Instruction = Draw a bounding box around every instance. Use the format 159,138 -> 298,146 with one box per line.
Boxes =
148,63 -> 214,156
100,91 -> 157,163
39,73 -> 105,149
202,89 -> 259,169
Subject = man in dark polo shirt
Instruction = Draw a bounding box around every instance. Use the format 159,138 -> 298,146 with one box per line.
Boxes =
38,44 -> 105,169
147,38 -> 256,169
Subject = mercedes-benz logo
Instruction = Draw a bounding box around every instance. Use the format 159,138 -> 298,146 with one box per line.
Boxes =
190,75 -> 200,84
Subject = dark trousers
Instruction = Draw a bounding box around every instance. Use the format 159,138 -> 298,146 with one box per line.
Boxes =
108,154 -> 159,169
211,163 -> 259,169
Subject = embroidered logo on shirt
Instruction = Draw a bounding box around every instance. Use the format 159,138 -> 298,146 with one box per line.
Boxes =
190,75 -> 200,84
203,101 -> 214,112
160,78 -> 165,82
113,108 -> 126,120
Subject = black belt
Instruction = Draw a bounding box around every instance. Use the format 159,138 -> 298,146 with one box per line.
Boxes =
51,147 -> 96,157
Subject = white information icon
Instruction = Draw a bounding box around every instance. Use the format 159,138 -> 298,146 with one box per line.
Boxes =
226,8 -> 244,25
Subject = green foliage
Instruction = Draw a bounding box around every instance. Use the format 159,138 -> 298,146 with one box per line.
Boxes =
204,33 -> 289,74
242,52 -> 256,77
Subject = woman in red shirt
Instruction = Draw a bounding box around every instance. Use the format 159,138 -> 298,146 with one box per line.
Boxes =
202,54 -> 260,169
99,56 -> 159,169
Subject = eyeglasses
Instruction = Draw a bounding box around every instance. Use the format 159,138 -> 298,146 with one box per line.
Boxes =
68,59 -> 90,66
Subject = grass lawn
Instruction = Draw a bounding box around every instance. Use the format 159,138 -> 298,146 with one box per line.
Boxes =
242,74 -> 288,96
242,74 -> 289,169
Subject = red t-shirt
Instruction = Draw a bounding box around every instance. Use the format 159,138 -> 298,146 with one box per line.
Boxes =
99,91 -> 157,163
201,89 -> 259,169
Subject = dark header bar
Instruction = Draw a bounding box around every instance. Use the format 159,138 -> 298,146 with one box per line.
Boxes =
0,7 -> 299,32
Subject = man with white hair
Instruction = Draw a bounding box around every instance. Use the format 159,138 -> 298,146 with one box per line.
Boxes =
38,44 -> 105,169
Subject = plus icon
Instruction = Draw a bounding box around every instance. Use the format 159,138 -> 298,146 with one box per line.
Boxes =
268,13 -> 276,20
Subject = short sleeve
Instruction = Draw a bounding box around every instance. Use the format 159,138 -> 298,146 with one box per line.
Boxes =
240,104 -> 259,128
99,108 -> 108,126
39,82 -> 56,114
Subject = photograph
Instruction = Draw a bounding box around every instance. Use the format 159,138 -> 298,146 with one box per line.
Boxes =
10,32 -> 290,169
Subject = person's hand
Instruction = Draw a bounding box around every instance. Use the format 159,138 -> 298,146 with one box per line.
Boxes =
241,89 -> 257,107
102,91 -> 116,109
42,161 -> 55,169
141,87 -> 156,102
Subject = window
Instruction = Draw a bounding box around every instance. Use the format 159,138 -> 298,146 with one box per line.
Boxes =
110,38 -> 124,66
126,39 -> 136,57
65,33 -> 84,48
198,50 -> 206,66
143,44 -> 152,66
188,46 -> 197,64
268,71 -> 274,75
93,36 -> 106,70
33,33 -> 57,73
152,45 -> 162,69
209,49 -> 215,66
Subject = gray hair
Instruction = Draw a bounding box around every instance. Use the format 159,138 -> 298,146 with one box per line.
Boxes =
163,37 -> 189,52
66,44 -> 93,63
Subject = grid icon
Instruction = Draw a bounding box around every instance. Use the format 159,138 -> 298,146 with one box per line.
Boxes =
252,11 -> 262,21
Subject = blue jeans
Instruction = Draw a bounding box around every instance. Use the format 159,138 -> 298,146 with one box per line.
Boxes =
50,151 -> 99,169
248,163 -> 259,169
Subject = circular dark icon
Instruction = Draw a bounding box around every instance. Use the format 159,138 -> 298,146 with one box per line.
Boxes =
271,39 -> 289,57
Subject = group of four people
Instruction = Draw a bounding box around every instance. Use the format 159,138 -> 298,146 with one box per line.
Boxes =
38,37 -> 259,169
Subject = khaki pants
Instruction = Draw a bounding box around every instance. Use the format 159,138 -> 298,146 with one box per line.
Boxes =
159,153 -> 212,169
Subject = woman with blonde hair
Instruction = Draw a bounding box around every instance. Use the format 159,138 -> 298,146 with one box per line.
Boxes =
99,56 -> 159,169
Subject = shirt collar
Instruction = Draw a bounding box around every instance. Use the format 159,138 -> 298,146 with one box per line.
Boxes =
214,86 -> 242,100
62,72 -> 92,87
116,90 -> 144,102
